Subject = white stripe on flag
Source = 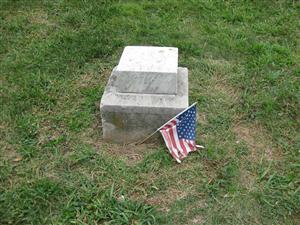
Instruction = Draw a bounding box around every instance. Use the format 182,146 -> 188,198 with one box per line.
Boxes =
172,126 -> 186,158
182,140 -> 192,153
168,126 -> 182,159
160,130 -> 181,163
187,140 -> 196,151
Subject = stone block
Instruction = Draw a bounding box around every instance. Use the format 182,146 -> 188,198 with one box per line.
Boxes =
100,67 -> 188,144
115,46 -> 178,95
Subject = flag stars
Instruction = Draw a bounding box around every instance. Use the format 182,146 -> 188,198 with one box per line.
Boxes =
175,105 -> 197,141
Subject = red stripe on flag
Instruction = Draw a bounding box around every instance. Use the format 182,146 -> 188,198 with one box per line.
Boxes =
160,130 -> 181,163
172,126 -> 186,159
163,125 -> 172,130
171,120 -> 177,126
191,140 -> 197,151
169,127 -> 183,159
161,120 -> 177,130
179,140 -> 188,156
160,130 -> 171,149
182,140 -> 192,153
186,140 -> 196,151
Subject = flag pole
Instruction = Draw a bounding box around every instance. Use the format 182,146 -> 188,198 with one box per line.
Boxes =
134,102 -> 197,145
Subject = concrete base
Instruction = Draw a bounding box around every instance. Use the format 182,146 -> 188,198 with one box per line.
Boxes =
100,67 -> 189,144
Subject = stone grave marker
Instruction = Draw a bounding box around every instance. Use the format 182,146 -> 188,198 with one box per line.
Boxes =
100,46 -> 188,144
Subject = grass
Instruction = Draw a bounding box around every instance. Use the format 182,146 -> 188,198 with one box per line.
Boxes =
0,0 -> 299,224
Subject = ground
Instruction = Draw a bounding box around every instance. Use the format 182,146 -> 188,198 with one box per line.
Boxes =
0,0 -> 299,224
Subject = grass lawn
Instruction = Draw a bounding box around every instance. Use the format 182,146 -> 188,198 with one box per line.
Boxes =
1,0 -> 299,224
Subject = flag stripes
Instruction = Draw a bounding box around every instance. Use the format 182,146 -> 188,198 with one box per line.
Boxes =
160,118 -> 197,163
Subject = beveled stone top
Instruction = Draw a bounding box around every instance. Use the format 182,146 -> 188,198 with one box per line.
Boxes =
115,46 -> 178,95
101,67 -> 188,114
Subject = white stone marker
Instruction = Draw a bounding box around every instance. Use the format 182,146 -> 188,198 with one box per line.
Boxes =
100,46 -> 188,144
115,46 -> 178,94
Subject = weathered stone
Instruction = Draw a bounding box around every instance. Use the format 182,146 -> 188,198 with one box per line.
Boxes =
100,46 -> 189,144
115,46 -> 178,95
100,67 -> 188,144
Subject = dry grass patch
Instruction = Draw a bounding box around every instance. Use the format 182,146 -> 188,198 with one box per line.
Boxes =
0,144 -> 20,162
105,143 -> 159,166
211,77 -> 240,104
232,123 -> 268,191
145,187 -> 188,212
207,58 -> 241,102
76,68 -> 111,89
233,123 -> 282,162
0,121 -> 20,161
29,10 -> 55,26
197,112 -> 207,125
187,215 -> 205,225
37,120 -> 64,146
239,167 -> 257,191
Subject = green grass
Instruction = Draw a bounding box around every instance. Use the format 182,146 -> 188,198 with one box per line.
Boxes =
1,0 -> 299,224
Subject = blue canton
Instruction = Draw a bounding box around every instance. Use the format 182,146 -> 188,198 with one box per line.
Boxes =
176,105 -> 196,140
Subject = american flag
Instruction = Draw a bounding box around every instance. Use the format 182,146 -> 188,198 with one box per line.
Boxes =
160,104 -> 197,163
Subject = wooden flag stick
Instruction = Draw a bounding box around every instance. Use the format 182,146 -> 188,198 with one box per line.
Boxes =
134,102 -> 197,145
